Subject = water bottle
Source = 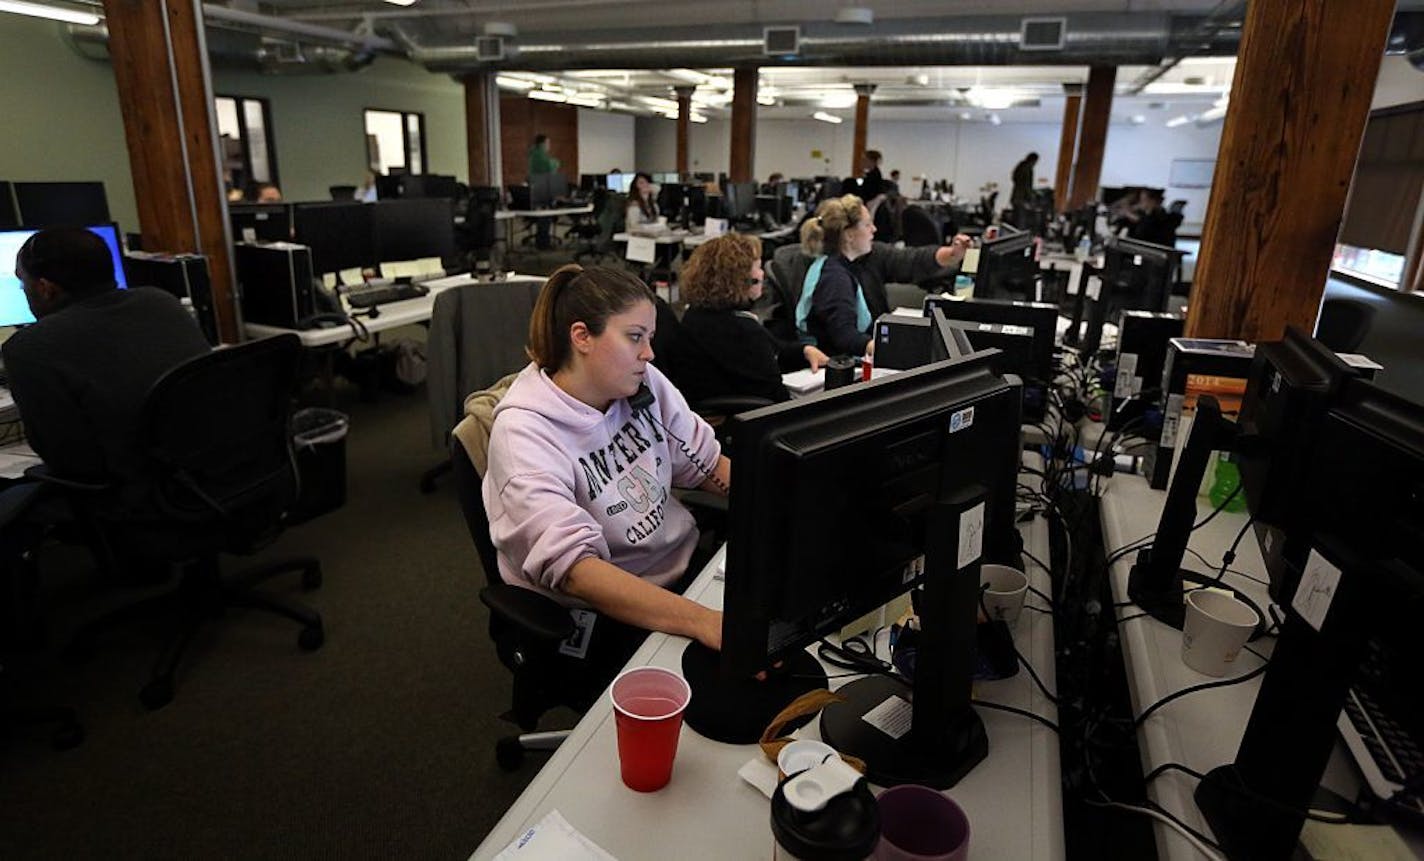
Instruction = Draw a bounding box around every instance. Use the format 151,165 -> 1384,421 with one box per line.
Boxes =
1075,235 -> 1091,262
1207,451 -> 1248,513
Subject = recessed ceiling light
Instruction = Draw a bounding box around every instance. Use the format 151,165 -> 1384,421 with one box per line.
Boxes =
0,0 -> 101,25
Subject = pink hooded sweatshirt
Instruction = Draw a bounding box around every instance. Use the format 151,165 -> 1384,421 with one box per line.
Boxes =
482,361 -> 722,607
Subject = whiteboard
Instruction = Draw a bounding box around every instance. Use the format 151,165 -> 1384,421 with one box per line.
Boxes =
1169,159 -> 1215,189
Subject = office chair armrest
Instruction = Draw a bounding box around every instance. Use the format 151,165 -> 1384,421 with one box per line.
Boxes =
480,583 -> 575,642
23,464 -> 110,494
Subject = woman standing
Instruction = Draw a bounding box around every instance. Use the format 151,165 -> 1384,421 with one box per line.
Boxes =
796,194 -> 878,357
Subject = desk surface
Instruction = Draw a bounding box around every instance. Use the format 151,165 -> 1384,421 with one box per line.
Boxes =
1099,472 -> 1424,859
472,507 -> 1065,860
243,273 -> 545,347
498,206 -> 594,220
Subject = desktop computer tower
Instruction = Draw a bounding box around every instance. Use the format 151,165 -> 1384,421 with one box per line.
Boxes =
1145,338 -> 1256,490
1108,311 -> 1184,432
124,252 -> 221,345
235,242 -> 317,330
872,314 -> 931,370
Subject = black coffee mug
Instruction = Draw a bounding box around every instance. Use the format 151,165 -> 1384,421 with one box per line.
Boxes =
825,355 -> 857,390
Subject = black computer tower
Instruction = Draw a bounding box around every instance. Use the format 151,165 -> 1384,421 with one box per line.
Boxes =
124,252 -> 221,345
1146,338 -> 1256,489
872,314 -> 931,370
1108,310 -> 1184,432
235,242 -> 316,330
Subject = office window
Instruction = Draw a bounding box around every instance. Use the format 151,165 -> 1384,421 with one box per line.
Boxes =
365,109 -> 426,175
1332,243 -> 1406,289
215,95 -> 279,195
1337,102 -> 1424,289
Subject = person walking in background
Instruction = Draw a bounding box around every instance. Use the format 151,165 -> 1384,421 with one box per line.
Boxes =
528,134 -> 561,249
1010,152 -> 1038,208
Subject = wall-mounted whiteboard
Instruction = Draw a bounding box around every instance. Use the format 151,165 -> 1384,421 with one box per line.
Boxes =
1169,159 -> 1215,189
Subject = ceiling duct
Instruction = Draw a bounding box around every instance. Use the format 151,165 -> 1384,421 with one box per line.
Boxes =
406,12 -> 1240,72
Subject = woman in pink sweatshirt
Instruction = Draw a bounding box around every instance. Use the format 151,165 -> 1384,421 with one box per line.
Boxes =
483,264 -> 730,679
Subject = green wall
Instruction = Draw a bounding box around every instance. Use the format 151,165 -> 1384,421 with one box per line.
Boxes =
0,16 -> 138,231
0,14 -> 469,233
212,58 -> 469,203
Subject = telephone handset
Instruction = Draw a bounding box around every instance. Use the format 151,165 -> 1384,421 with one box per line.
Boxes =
629,383 -> 655,410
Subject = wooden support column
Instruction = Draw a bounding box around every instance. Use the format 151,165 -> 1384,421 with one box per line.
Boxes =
1067,67 -> 1115,211
851,84 -> 876,177
674,86 -> 695,176
1186,0 -> 1396,341
461,72 -> 501,188
103,0 -> 237,342
729,68 -> 758,183
1054,85 -> 1083,214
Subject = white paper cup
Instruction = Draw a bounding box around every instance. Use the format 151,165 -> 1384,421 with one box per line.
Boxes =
1181,589 -> 1258,677
980,564 -> 1029,624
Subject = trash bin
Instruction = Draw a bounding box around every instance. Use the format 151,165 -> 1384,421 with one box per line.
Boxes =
289,407 -> 349,525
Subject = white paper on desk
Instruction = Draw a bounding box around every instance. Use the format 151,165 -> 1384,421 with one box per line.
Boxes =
494,810 -> 618,861
625,236 -> 656,264
1299,821 -> 1414,861
782,368 -> 825,394
703,218 -> 727,238
960,247 -> 980,274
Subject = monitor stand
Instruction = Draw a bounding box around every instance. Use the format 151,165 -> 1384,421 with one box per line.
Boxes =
820,489 -> 989,790
681,642 -> 827,744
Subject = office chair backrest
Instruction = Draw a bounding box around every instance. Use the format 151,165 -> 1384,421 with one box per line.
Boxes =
1316,298 -> 1377,354
450,433 -> 500,582
329,185 -> 357,201
141,333 -> 302,546
901,205 -> 941,247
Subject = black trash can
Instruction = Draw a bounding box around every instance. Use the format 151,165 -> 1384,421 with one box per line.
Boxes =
289,407 -> 349,525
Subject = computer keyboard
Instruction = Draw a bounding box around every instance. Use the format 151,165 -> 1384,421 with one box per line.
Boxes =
1336,639 -> 1424,823
345,282 -> 429,309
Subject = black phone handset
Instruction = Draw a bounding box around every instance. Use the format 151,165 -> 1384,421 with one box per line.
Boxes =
629,383 -> 727,494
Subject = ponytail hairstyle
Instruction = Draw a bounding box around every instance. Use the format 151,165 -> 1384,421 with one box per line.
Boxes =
800,193 -> 867,257
528,264 -> 656,372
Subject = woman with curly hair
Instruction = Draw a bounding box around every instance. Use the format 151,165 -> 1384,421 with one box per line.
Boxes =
662,233 -> 828,405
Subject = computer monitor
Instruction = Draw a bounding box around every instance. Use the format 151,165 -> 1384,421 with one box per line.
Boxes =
371,198 -> 456,264
1080,235 -> 1180,357
0,224 -> 128,327
686,186 -> 707,225
1194,374 -> 1424,859
973,230 -> 1037,301
292,201 -> 376,276
13,181 -> 111,228
657,183 -> 687,223
606,173 -> 632,194
229,203 -> 292,243
399,174 -> 459,199
530,172 -> 569,208
929,308 -> 977,362
722,182 -> 757,223
653,172 -> 680,184
922,296 -> 1056,386
579,173 -> 606,194
0,182 -> 19,230
688,353 -> 1024,788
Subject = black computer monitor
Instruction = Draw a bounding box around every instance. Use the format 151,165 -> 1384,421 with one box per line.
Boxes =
686,186 -> 707,225
580,173 -> 606,194
399,174 -> 459,199
229,203 -> 292,243
974,230 -> 1037,301
13,181 -> 111,228
687,353 -> 1024,788
657,182 -> 687,222
922,296 -> 1056,386
371,198 -> 456,264
1194,375 -> 1424,859
722,182 -> 757,222
0,224 -> 128,327
530,172 -> 569,209
0,182 -> 19,230
1080,235 -> 1179,357
929,308 -> 977,363
292,202 -> 376,276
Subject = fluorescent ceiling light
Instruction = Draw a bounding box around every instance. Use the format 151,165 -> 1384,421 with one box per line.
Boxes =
0,0 -> 100,25
958,111 -> 972,121
382,0 -> 417,6
495,76 -> 536,91
1196,105 -> 1227,124
566,94 -> 604,108
1165,115 -> 1193,128
820,91 -> 858,109
969,86 -> 1015,110
528,90 -> 567,103
757,94 -> 776,106
812,111 -> 843,124
690,113 -> 709,124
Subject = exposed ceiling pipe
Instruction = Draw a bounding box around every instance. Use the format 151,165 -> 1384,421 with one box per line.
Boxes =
405,13 -> 1240,73
200,3 -> 397,53
1125,0 -> 1246,95
292,0 -> 667,21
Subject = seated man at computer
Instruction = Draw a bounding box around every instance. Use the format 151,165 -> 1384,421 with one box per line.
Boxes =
4,228 -> 210,518
1123,188 -> 1182,247
483,264 -> 728,686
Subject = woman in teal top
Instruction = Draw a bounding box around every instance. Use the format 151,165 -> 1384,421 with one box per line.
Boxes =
796,194 -> 877,357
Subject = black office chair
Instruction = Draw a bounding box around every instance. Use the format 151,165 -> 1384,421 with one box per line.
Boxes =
450,433 -> 577,770
461,186 -> 501,276
901,205 -> 943,248
1315,298 -> 1377,353
40,334 -> 324,710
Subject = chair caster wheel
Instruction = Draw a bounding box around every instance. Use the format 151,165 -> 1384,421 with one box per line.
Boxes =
52,721 -> 85,751
496,737 -> 524,771
302,567 -> 323,590
140,678 -> 174,711
299,625 -> 325,651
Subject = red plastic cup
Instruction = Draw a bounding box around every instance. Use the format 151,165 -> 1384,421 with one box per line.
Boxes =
610,666 -> 691,792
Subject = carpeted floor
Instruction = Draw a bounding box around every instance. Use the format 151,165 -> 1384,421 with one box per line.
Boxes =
0,315 -> 576,858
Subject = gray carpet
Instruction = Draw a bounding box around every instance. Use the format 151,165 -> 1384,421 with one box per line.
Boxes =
0,348 -> 573,858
